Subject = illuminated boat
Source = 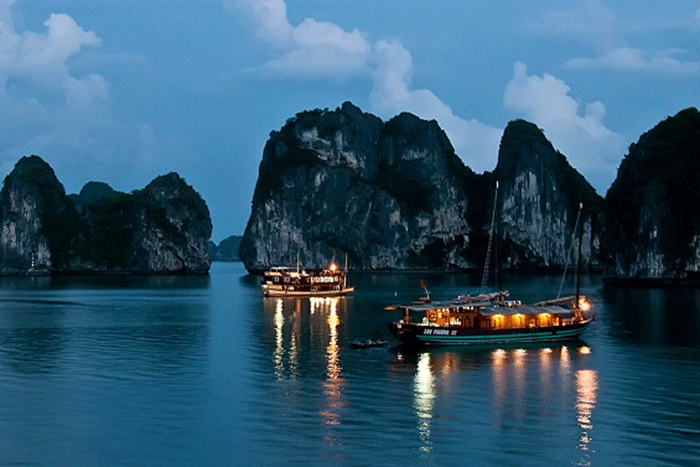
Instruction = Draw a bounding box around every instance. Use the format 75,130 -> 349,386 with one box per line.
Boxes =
388,183 -> 593,346
387,292 -> 593,346
260,257 -> 354,297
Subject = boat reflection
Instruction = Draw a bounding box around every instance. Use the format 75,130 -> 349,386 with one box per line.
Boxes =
321,297 -> 344,445
398,343 -> 597,463
413,352 -> 435,454
575,368 -> 598,466
263,296 -> 348,445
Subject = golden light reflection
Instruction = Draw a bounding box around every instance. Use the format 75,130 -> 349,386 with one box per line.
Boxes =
575,369 -> 599,466
321,297 -> 344,445
560,345 -> 570,371
274,298 -> 284,380
414,352 -> 435,453
289,301 -> 300,379
491,349 -> 507,409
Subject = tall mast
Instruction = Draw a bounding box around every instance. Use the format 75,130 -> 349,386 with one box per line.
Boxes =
575,202 -> 583,306
481,180 -> 499,295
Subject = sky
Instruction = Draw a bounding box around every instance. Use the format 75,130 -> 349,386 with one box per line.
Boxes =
0,0 -> 698,241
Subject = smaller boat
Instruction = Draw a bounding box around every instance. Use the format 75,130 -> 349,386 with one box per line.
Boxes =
350,338 -> 388,349
260,254 -> 354,297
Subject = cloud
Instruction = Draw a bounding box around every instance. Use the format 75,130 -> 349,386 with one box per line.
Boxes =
225,0 -> 371,81
226,0 -> 502,172
564,46 -> 700,75
0,10 -> 107,108
0,2 -> 160,191
224,0 -> 293,50
504,62 -> 625,192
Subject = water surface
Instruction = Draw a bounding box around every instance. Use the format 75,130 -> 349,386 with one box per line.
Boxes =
0,263 -> 698,466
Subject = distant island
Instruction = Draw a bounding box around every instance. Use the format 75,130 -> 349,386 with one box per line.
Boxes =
240,102 -> 700,283
208,235 -> 243,261
0,155 -> 212,275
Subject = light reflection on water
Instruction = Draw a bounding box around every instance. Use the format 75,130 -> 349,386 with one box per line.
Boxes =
413,352 -> 435,454
576,368 -> 599,466
321,297 -> 344,445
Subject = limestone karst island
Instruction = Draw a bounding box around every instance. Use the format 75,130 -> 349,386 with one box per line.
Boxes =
1,104 -> 699,282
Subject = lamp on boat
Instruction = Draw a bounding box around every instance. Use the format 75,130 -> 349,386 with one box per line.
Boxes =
578,297 -> 591,312
329,262 -> 338,272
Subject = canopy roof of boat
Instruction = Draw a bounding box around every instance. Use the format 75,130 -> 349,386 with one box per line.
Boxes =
479,305 -> 575,318
398,301 -> 575,319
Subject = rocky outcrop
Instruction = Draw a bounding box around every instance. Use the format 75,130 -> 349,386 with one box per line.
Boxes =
240,102 -> 597,272
495,120 -> 602,271
240,102 -> 492,272
0,156 -> 212,275
602,108 -> 700,279
0,156 -> 77,274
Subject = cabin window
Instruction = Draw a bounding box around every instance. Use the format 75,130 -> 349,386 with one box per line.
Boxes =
274,277 -> 279,283
311,286 -> 317,292
284,277 -> 290,283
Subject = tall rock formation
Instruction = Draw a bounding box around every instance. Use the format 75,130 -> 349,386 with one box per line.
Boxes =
602,107 -> 700,278
0,156 -> 79,274
239,102 -> 491,272
495,120 -> 603,271
0,156 -> 212,275
240,103 -> 598,273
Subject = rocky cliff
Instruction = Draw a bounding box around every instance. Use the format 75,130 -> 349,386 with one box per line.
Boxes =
0,156 -> 212,275
240,102 -> 492,272
0,156 -> 78,274
495,120 -> 602,271
602,107 -> 700,279
240,102 -> 597,273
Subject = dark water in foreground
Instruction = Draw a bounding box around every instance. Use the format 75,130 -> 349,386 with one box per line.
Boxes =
0,262 -> 699,467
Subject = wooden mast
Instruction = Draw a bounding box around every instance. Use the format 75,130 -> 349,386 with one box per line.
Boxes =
575,202 -> 583,308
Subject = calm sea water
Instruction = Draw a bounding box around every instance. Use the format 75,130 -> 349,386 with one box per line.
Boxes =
0,262 -> 699,467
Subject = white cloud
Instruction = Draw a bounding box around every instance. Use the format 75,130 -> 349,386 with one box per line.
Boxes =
224,0 -> 293,50
226,0 -> 371,80
227,0 -> 502,173
0,11 -> 106,108
564,46 -> 700,75
504,62 -> 625,192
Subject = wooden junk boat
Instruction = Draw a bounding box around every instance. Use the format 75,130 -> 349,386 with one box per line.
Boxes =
388,184 -> 594,346
387,291 -> 593,346
261,256 -> 354,297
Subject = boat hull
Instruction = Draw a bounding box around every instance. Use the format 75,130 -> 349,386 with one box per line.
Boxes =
261,285 -> 355,297
388,319 -> 592,346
